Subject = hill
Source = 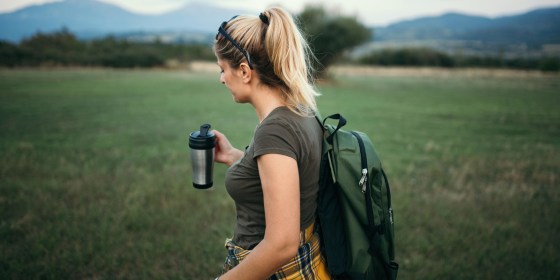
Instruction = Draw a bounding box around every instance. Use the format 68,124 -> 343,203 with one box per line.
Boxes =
0,0 -> 253,42
373,7 -> 560,50
360,6 -> 560,58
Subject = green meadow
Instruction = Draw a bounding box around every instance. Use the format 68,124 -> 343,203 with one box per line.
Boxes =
1,68 -> 559,279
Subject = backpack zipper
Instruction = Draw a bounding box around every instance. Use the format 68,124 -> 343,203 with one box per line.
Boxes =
381,169 -> 394,225
350,131 -> 369,190
352,131 -> 394,229
358,168 -> 368,193
351,131 -> 378,236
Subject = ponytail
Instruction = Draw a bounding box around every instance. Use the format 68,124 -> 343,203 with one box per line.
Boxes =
214,7 -> 320,116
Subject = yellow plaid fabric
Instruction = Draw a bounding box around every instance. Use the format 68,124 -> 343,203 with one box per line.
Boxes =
222,223 -> 332,279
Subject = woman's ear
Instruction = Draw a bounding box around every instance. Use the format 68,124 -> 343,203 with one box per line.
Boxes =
239,63 -> 252,83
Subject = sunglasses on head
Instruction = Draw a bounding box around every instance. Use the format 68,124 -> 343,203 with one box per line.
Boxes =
216,17 -> 254,69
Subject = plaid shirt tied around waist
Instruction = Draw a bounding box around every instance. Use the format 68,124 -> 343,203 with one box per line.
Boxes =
221,223 -> 331,279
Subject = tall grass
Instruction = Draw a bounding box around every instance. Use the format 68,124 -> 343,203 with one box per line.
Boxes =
1,69 -> 558,279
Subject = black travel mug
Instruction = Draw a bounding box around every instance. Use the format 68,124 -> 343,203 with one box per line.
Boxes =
189,124 -> 216,189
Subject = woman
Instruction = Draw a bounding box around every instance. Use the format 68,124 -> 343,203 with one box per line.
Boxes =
212,7 -> 331,280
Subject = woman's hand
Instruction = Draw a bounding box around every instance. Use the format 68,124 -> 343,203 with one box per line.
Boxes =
213,130 -> 244,166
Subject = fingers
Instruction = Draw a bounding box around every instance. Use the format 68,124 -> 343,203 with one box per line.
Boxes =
213,130 -> 230,149
212,130 -> 243,166
212,130 -> 231,164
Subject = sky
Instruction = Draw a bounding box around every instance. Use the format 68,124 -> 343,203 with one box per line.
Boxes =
2,0 -> 560,26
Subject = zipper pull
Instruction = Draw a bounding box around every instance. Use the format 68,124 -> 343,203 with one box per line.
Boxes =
389,208 -> 394,224
358,168 -> 368,193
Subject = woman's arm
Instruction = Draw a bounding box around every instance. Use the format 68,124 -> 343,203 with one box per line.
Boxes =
213,130 -> 244,166
219,153 -> 301,280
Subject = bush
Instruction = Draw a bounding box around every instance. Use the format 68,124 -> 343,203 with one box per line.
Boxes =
538,57 -> 560,72
360,48 -> 455,67
359,47 -> 559,72
0,41 -> 23,67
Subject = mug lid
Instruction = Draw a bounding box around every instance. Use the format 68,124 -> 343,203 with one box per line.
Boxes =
189,124 -> 216,149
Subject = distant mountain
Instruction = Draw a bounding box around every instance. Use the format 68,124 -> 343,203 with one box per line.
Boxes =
459,7 -> 560,46
1,0 -> 559,55
375,6 -> 560,47
375,13 -> 492,41
0,0 -> 254,42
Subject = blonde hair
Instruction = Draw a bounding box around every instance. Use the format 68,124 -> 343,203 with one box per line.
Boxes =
214,7 -> 320,116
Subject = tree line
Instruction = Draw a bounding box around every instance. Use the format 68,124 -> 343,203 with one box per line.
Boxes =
0,28 -> 215,68
357,48 -> 560,72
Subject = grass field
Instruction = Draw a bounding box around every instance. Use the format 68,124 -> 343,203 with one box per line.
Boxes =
1,68 -> 559,279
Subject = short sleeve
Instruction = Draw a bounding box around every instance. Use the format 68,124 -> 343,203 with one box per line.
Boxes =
253,119 -> 298,160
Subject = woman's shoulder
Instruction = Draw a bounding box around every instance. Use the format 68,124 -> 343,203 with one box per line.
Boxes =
257,108 -> 292,133
263,106 -> 309,125
259,107 -> 310,134
256,106 -> 319,141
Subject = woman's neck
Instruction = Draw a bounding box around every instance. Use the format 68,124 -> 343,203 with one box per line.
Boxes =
251,86 -> 286,123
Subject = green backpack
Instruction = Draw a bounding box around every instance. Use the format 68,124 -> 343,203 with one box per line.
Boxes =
316,113 -> 399,280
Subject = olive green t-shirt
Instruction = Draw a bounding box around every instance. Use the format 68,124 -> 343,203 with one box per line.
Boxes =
225,106 -> 323,249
